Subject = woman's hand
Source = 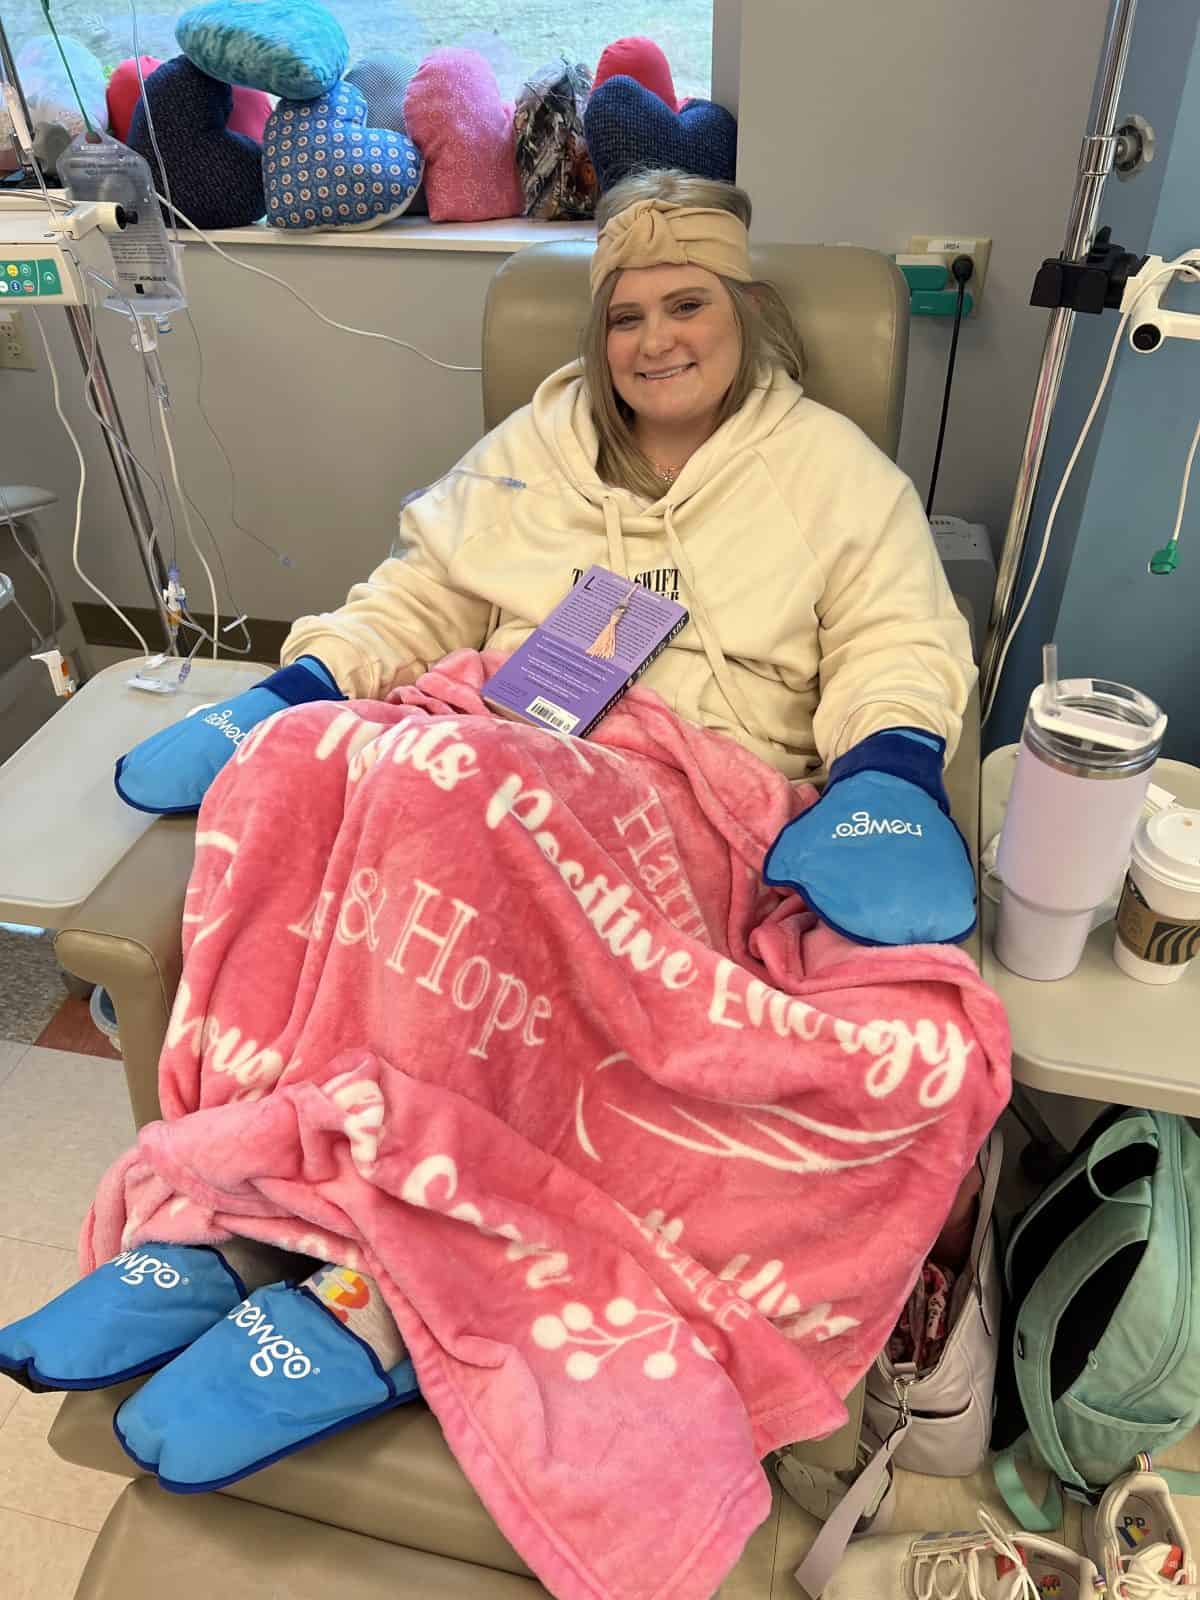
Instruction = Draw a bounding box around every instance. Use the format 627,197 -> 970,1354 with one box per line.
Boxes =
763,727 -> 977,946
114,656 -> 344,816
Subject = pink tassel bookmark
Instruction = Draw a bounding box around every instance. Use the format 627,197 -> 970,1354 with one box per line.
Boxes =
585,581 -> 637,660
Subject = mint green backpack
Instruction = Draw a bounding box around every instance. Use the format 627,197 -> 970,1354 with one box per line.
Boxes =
991,1108 -> 1200,1528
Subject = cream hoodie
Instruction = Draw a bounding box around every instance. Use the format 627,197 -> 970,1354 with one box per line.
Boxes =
282,361 -> 975,780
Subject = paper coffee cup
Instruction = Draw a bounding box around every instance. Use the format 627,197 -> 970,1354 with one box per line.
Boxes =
1113,807 -> 1200,984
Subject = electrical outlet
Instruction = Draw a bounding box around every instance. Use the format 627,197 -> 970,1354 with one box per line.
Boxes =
907,235 -> 992,312
0,309 -> 35,370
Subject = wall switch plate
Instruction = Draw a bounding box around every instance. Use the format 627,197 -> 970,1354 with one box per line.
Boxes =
0,309 -> 34,370
907,235 -> 992,312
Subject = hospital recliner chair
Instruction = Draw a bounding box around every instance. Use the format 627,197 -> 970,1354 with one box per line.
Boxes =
46,241 -> 982,1600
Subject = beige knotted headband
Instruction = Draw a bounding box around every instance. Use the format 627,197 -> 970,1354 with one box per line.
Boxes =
589,199 -> 752,298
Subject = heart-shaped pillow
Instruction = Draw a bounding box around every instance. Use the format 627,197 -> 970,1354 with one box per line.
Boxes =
345,49 -> 420,136
107,57 -> 163,141
176,0 -> 348,100
403,48 -> 524,223
263,81 -> 423,231
345,47 -> 429,214
108,54 -> 271,143
127,57 -> 265,230
593,37 -> 683,111
513,59 -> 596,220
583,77 -> 738,194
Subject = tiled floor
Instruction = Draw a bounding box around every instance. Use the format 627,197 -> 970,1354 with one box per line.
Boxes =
0,1043 -> 135,1597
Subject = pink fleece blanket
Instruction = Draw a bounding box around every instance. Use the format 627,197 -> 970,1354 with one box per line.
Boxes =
85,652 -> 1009,1600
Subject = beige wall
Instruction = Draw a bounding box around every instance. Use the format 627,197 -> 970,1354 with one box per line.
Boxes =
1,0 -> 1110,686
735,0 -> 1108,544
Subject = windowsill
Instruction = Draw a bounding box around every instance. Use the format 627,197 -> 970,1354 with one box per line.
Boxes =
0,193 -> 595,254
204,215 -> 597,253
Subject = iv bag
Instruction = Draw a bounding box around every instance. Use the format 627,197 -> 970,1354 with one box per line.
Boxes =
58,131 -> 186,316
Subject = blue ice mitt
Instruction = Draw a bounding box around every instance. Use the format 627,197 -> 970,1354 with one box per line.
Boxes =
114,1283 -> 420,1491
114,655 -> 343,816
763,726 -> 976,947
0,1244 -> 246,1393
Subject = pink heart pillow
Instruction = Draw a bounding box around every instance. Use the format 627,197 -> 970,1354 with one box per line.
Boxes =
403,48 -> 523,222
107,55 -> 272,144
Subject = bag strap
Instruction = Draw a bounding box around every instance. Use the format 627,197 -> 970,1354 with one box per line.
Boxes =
793,1412 -> 907,1597
798,1130 -> 1006,1592
993,1443 -> 1063,1531
877,1126 -> 1005,1390
1085,1116 -> 1159,1206
969,1128 -> 1004,1302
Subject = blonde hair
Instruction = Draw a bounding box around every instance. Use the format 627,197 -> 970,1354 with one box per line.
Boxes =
582,170 -> 806,498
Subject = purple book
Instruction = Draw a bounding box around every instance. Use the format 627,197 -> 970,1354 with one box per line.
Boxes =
483,565 -> 689,737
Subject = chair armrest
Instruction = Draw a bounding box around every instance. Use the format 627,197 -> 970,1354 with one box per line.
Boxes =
54,817 -> 197,1129
944,683 -> 982,966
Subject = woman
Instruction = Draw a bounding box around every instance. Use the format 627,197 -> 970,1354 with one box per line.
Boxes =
278,169 -> 972,783
3,170 -> 978,1489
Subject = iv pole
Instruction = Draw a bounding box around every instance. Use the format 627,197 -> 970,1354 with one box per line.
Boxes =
980,0 -> 1140,706
0,16 -> 174,655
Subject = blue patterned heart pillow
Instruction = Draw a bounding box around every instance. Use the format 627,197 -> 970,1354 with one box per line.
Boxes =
177,0 -> 348,100
583,76 -> 738,193
128,57 -> 265,230
263,81 -> 424,231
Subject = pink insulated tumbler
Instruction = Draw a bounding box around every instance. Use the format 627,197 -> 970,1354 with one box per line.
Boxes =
996,677 -> 1166,981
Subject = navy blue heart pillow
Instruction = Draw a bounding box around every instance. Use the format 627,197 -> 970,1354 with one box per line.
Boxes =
128,56 -> 265,229
583,76 -> 737,193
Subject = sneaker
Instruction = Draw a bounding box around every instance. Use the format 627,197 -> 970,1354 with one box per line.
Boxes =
1085,1465 -> 1198,1597
775,1421 -> 896,1538
821,1510 -> 1104,1599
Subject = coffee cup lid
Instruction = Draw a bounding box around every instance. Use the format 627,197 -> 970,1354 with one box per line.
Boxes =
1131,807 -> 1200,892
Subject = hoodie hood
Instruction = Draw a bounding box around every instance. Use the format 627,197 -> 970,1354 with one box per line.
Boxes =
529,361 -> 809,749
530,358 -> 807,516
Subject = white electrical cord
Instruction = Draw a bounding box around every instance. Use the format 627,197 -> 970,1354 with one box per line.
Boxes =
81,270 -> 253,660
5,585 -> 46,647
0,485 -> 58,636
29,310 -> 152,659
1168,413 -> 1200,551
181,308 -> 295,568
7,526 -> 57,636
129,0 -> 178,246
155,192 -> 484,374
79,273 -> 174,528
156,388 -> 220,657
982,255 -> 1200,724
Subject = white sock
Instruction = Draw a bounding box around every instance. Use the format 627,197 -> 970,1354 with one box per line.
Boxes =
305,1263 -> 407,1370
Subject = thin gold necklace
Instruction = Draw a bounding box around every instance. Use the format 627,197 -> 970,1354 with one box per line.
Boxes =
650,459 -> 682,484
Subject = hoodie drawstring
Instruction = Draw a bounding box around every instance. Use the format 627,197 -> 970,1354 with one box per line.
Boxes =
602,495 -> 629,578
661,503 -> 776,747
600,489 -> 775,749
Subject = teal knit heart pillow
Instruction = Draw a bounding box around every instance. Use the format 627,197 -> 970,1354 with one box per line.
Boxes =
263,82 -> 424,231
177,0 -> 348,100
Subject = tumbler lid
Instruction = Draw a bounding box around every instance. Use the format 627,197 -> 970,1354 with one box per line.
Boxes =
1025,679 -> 1166,776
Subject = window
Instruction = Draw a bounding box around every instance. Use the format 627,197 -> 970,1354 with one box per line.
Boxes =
4,3 -> 713,106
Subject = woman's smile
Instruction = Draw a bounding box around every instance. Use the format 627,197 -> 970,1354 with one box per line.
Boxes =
637,362 -> 697,382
